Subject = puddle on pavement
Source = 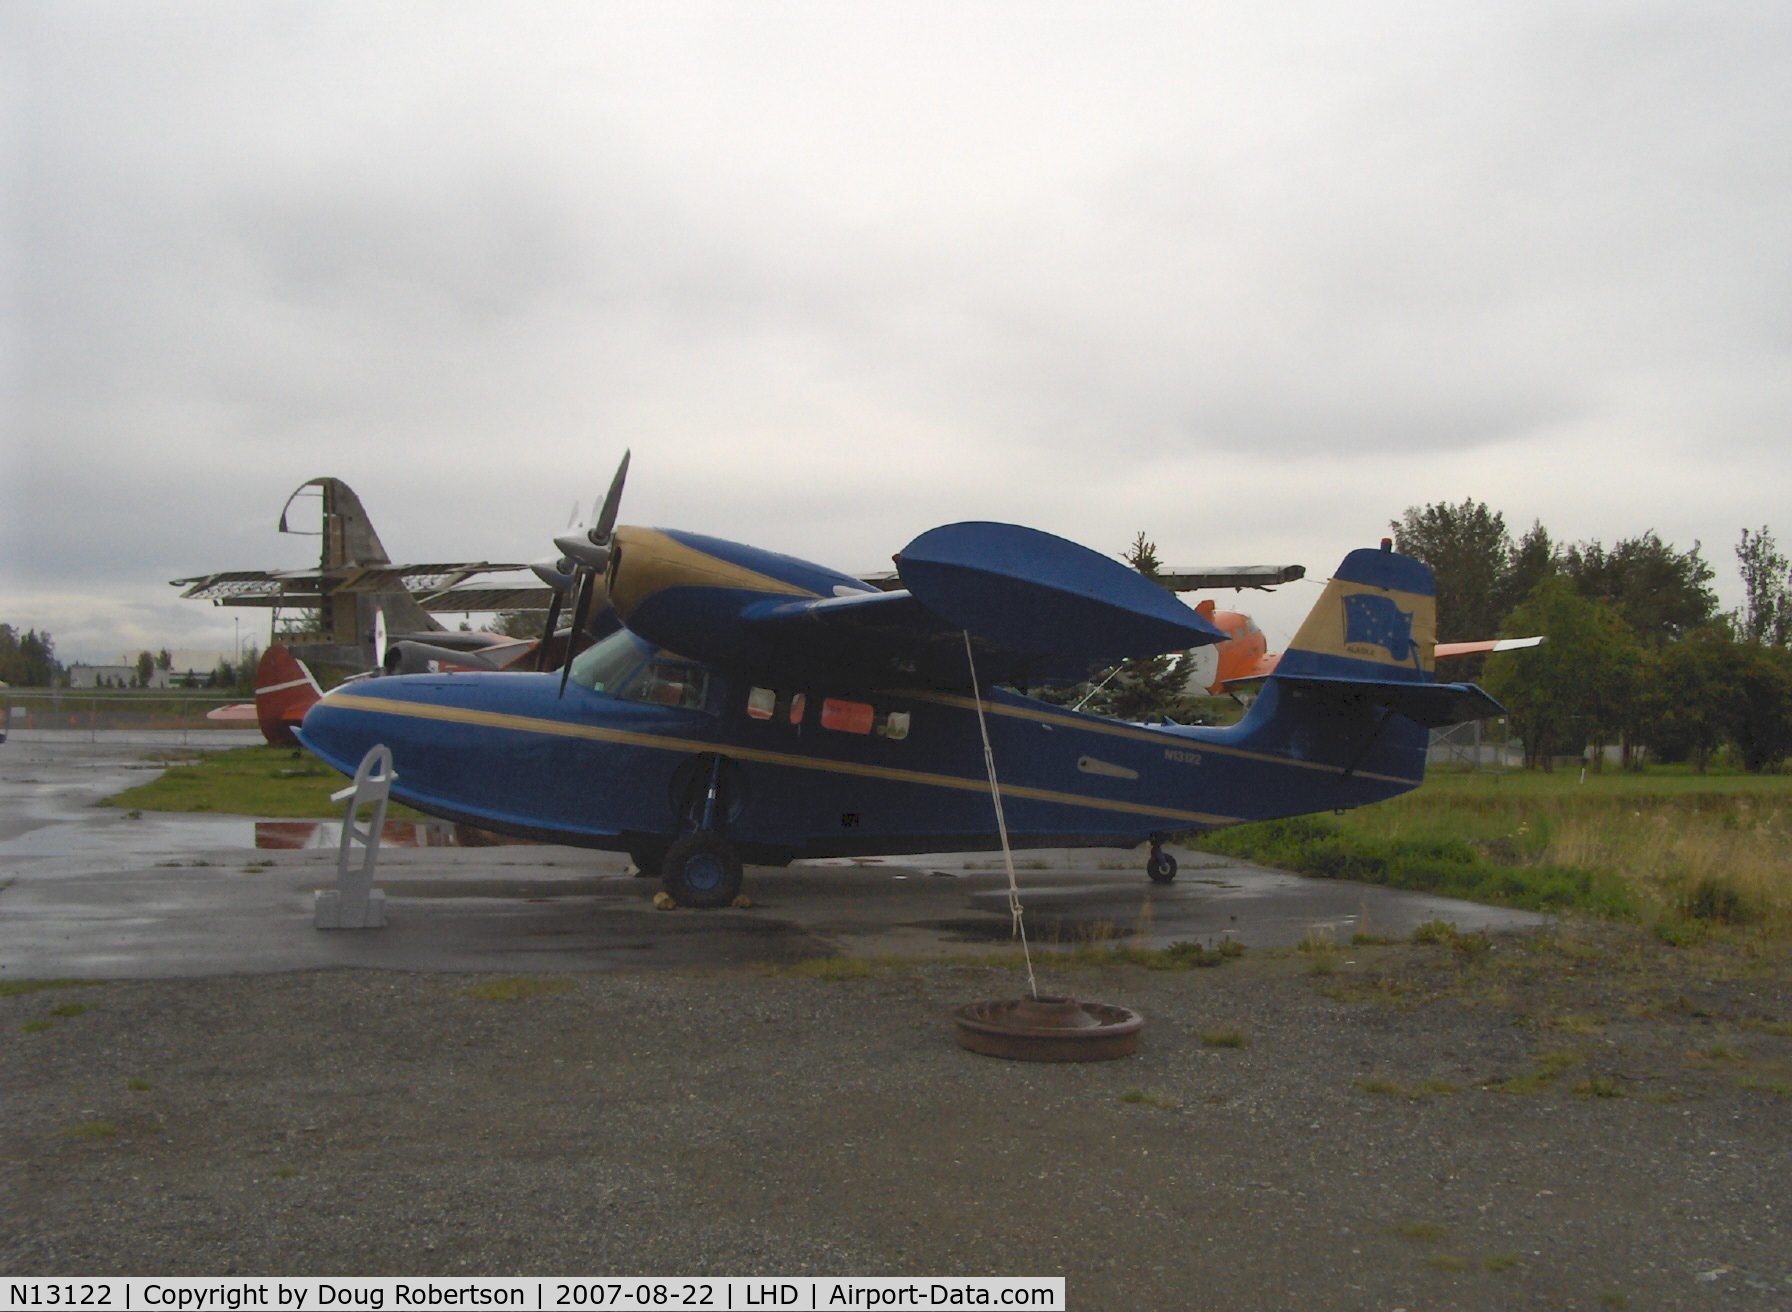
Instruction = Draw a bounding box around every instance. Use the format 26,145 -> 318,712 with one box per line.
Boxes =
0,815 -> 531,858
923,914 -> 1136,945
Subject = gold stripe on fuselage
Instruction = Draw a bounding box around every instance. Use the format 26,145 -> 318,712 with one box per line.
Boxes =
321,691 -> 1239,827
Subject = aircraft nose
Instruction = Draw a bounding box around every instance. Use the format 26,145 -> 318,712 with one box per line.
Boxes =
296,682 -> 406,780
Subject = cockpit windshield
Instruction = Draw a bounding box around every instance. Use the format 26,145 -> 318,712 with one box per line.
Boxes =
566,629 -> 652,694
564,629 -> 712,712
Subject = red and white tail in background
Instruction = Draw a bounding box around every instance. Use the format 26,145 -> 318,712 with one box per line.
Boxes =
203,645 -> 327,745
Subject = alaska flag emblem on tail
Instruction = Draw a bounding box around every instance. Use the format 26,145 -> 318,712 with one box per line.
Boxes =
1342,593 -> 1417,663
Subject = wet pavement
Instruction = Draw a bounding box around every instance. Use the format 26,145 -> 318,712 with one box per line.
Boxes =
0,734 -> 1549,980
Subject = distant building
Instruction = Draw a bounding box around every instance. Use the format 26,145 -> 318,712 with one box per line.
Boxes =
67,650 -> 233,690
67,664 -> 139,689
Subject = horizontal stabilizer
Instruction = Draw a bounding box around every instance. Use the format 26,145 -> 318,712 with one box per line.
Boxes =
1436,635 -> 1545,658
897,522 -> 1226,661
1276,674 -> 1504,728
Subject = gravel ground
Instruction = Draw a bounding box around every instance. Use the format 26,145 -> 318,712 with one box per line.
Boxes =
4,927 -> 1789,1310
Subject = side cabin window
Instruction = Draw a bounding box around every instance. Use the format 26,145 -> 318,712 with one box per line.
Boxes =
744,687 -> 910,740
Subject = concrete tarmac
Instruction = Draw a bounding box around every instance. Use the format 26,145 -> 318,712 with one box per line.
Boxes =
0,734 -> 1547,981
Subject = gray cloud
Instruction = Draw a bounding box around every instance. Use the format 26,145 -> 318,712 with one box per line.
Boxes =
5,2 -> 1790,662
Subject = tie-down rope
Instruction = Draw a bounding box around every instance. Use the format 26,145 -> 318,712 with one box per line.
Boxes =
962,632 -> 1038,1001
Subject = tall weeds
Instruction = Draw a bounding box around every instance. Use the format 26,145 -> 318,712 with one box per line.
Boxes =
1193,773 -> 1792,931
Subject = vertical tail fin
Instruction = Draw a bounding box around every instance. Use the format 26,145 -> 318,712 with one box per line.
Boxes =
1279,543 -> 1437,682
254,644 -> 323,746
1270,543 -> 1502,728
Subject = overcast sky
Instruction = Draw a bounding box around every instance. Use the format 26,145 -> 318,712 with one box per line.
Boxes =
4,2 -> 1789,664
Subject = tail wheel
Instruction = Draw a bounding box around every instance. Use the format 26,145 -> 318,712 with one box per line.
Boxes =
1146,847 -> 1178,884
661,832 -> 743,908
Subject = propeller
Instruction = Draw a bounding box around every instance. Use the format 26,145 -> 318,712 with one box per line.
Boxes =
537,451 -> 630,690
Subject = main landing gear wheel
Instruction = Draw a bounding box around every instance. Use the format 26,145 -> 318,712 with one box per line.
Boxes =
661,832 -> 743,908
1146,846 -> 1178,884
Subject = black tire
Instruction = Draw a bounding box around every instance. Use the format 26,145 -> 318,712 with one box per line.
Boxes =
1146,849 -> 1178,884
661,832 -> 744,908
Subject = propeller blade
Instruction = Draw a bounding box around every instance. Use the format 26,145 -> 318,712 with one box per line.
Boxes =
590,449 -> 631,545
557,569 -> 597,697
537,588 -> 566,672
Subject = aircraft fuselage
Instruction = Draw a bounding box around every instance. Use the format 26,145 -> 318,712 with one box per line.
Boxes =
297,648 -> 1426,866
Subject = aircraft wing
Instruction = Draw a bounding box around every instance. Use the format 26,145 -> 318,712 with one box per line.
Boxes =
1154,564 -> 1304,591
172,563 -> 547,612
855,562 -> 1304,594
731,523 -> 1229,690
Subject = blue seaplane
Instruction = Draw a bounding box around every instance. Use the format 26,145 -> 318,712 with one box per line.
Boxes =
297,457 -> 1501,907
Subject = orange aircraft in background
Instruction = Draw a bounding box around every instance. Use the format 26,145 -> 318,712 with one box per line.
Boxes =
1182,601 -> 1541,699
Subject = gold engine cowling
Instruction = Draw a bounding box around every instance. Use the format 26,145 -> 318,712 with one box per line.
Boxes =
604,526 -> 814,629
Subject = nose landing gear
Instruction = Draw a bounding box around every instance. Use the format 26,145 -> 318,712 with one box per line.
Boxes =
660,752 -> 745,908
1146,842 -> 1178,884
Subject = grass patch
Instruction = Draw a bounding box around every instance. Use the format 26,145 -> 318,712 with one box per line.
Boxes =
1354,1076 -> 1460,1100
1191,768 -> 1792,930
1424,1254 -> 1470,1273
1391,1221 -> 1447,1242
0,979 -> 103,998
102,745 -> 425,819
21,1019 -> 56,1033
1119,1090 -> 1172,1108
49,1002 -> 88,1018
773,957 -> 877,980
1483,1253 -> 1522,1273
1200,1027 -> 1247,1048
1054,939 -> 1236,971
460,976 -> 576,1002
1737,1075 -> 1792,1098
60,1121 -> 119,1140
126,1078 -> 151,1092
1572,1075 -> 1626,1098
1694,1042 -> 1745,1062
1485,1047 -> 1586,1094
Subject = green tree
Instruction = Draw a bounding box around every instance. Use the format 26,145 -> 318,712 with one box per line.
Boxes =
0,625 -> 62,686
1723,642 -> 1792,773
1039,532 -> 1196,722
1640,626 -> 1733,771
134,651 -> 155,688
1494,520 -> 1557,620
1735,526 -> 1792,647
1559,531 -> 1716,645
1484,577 -> 1639,769
1390,500 -> 1513,647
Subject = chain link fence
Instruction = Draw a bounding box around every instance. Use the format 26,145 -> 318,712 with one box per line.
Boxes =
2,691 -> 260,744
